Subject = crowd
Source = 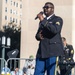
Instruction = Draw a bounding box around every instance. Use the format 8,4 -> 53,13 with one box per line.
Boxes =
1,55 -> 35,75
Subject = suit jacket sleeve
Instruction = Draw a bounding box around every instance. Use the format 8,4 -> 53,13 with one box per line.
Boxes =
69,45 -> 74,59
35,23 -> 42,41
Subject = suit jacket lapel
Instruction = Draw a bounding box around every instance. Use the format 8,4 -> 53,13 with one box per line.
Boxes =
48,14 -> 55,21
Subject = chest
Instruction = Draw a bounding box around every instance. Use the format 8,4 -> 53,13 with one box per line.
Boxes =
64,47 -> 71,54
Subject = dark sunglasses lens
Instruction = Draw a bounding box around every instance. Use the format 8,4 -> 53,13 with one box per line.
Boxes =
43,6 -> 49,9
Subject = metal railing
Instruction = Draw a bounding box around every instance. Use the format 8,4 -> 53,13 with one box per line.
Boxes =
0,58 -> 6,73
0,58 -> 35,75
0,58 -> 75,75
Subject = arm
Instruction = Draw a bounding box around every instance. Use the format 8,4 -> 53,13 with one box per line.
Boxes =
35,23 -> 44,41
69,45 -> 74,60
66,45 -> 74,61
36,12 -> 63,34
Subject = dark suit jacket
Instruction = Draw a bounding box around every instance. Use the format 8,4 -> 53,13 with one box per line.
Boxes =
64,44 -> 74,61
59,45 -> 74,70
35,14 -> 64,58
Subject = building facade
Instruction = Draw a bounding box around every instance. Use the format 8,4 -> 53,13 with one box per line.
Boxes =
0,0 -> 22,30
0,0 -> 22,67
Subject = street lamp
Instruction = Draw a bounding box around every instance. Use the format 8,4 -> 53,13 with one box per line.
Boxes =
1,36 -> 11,69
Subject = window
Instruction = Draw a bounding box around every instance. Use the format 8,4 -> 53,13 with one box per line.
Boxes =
10,0 -> 12,5
14,2 -> 15,6
13,18 -> 15,22
16,3 -> 18,7
5,16 -> 7,20
20,4 -> 22,8
5,7 -> 7,12
10,17 -> 12,22
10,9 -> 12,13
5,0 -> 8,3
20,20 -> 22,25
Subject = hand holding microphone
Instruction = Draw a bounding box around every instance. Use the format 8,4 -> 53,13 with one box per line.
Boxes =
35,11 -> 44,21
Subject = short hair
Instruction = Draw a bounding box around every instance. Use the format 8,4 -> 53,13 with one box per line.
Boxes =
45,2 -> 54,9
62,37 -> 66,41
29,55 -> 34,59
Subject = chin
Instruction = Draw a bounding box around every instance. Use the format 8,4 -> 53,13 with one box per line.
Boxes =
44,13 -> 47,16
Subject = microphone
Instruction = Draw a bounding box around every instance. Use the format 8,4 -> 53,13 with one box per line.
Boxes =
35,11 -> 43,20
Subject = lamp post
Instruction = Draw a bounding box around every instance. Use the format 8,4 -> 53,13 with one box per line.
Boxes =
1,36 -> 11,69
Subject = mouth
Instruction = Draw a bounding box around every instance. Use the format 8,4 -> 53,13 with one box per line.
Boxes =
44,11 -> 48,14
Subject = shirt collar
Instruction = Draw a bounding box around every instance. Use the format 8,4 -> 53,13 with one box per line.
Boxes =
46,14 -> 54,20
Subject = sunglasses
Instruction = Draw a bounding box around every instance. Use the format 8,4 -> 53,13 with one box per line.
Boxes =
43,6 -> 52,9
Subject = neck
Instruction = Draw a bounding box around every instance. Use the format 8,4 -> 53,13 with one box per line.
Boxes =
46,13 -> 54,20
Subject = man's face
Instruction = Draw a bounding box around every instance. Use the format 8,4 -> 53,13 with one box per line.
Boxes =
15,68 -> 19,72
43,4 -> 54,17
62,39 -> 67,46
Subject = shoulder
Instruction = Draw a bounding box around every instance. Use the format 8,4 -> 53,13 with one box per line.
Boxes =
55,15 -> 63,21
67,44 -> 74,49
53,15 -> 63,25
67,44 -> 73,47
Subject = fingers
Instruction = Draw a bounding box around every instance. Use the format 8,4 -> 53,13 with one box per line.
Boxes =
39,31 -> 44,40
37,13 -> 44,21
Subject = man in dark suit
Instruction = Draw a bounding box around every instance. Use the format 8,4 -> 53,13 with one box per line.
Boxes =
59,37 -> 74,75
34,2 -> 64,75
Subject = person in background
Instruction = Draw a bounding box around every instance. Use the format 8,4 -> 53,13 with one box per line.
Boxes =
34,2 -> 64,75
11,67 -> 23,75
1,67 -> 11,75
23,67 -> 27,75
59,37 -> 74,75
23,55 -> 35,75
